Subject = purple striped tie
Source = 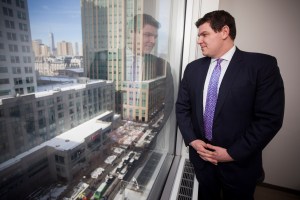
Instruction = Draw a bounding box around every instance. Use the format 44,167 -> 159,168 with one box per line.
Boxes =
204,59 -> 223,141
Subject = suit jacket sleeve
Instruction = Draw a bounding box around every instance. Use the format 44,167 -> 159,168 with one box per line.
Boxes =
176,63 -> 198,146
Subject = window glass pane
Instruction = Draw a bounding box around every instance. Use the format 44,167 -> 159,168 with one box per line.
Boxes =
0,0 -> 185,199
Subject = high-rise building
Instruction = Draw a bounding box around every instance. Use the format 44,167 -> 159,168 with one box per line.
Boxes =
32,39 -> 50,57
49,32 -> 55,55
39,43 -> 49,57
81,0 -> 166,122
32,39 -> 42,56
75,42 -> 79,56
0,0 -> 37,97
57,40 -> 73,56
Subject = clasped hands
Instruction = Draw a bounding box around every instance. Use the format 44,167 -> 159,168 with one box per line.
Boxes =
190,139 -> 234,165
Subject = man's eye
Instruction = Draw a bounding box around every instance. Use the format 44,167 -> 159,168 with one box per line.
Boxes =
198,33 -> 207,38
143,33 -> 157,38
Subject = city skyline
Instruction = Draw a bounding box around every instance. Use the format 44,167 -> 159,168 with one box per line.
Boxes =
28,0 -> 82,46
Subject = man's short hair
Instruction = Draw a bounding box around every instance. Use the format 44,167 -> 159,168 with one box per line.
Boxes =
195,10 -> 236,40
132,14 -> 160,32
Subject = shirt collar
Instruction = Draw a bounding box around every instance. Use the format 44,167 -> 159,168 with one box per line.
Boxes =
211,45 -> 236,63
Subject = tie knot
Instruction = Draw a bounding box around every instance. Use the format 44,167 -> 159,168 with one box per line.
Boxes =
216,58 -> 223,65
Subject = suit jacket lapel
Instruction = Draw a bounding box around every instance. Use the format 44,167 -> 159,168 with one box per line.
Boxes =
196,58 -> 211,134
215,49 -> 244,118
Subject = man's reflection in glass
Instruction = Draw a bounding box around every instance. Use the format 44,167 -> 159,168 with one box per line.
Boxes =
124,14 -> 173,127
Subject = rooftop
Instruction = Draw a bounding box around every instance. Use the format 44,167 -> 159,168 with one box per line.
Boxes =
0,77 -> 112,105
0,111 -> 113,171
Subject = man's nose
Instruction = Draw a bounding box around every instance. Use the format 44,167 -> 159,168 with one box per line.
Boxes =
197,36 -> 203,44
149,35 -> 156,43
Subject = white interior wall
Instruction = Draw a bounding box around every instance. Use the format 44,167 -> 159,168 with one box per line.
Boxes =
219,0 -> 300,190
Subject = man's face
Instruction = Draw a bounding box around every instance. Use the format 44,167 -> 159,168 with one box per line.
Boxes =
135,24 -> 158,54
197,22 -> 224,58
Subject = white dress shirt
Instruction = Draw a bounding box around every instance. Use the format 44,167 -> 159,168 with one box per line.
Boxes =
125,48 -> 142,81
203,46 -> 236,112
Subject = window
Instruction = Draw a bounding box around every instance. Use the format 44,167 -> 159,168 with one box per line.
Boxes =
27,86 -> 34,93
69,108 -> 74,115
19,23 -> 28,31
7,32 -> 17,41
10,106 -> 20,117
57,96 -> 63,102
0,90 -> 10,96
25,66 -> 33,73
47,98 -> 54,105
25,77 -> 33,83
36,100 -> 44,107
48,107 -> 55,124
23,56 -> 31,63
55,155 -> 65,164
0,55 -> 6,61
22,45 -> 30,52
0,78 -> 9,84
11,56 -> 20,63
17,11 -> 27,20
58,112 -> 64,119
15,87 -> 24,95
5,20 -> 15,29
24,103 -> 33,113
14,77 -> 23,85
68,93 -> 74,99
9,44 -> 18,52
2,7 -> 13,17
13,67 -> 21,74
0,0 -> 186,199
16,0 -> 25,9
20,34 -> 29,42
57,104 -> 64,111
2,0 -> 12,5
0,67 -> 8,73
38,109 -> 44,117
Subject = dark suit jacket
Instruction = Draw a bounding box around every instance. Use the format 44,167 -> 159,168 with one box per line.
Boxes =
176,48 -> 284,183
144,54 -> 174,124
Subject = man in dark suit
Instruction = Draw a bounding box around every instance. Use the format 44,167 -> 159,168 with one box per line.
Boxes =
176,10 -> 284,200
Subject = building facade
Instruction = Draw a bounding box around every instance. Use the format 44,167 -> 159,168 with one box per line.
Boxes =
35,56 -> 83,76
32,39 -> 50,57
0,111 -> 114,200
57,41 -> 74,56
0,0 -> 37,97
122,77 -> 165,122
0,79 -> 115,164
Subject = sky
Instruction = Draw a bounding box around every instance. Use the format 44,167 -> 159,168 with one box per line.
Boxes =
27,0 -> 171,56
27,0 -> 82,46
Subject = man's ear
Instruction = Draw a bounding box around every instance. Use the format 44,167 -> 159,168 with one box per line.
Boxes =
221,25 -> 230,40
